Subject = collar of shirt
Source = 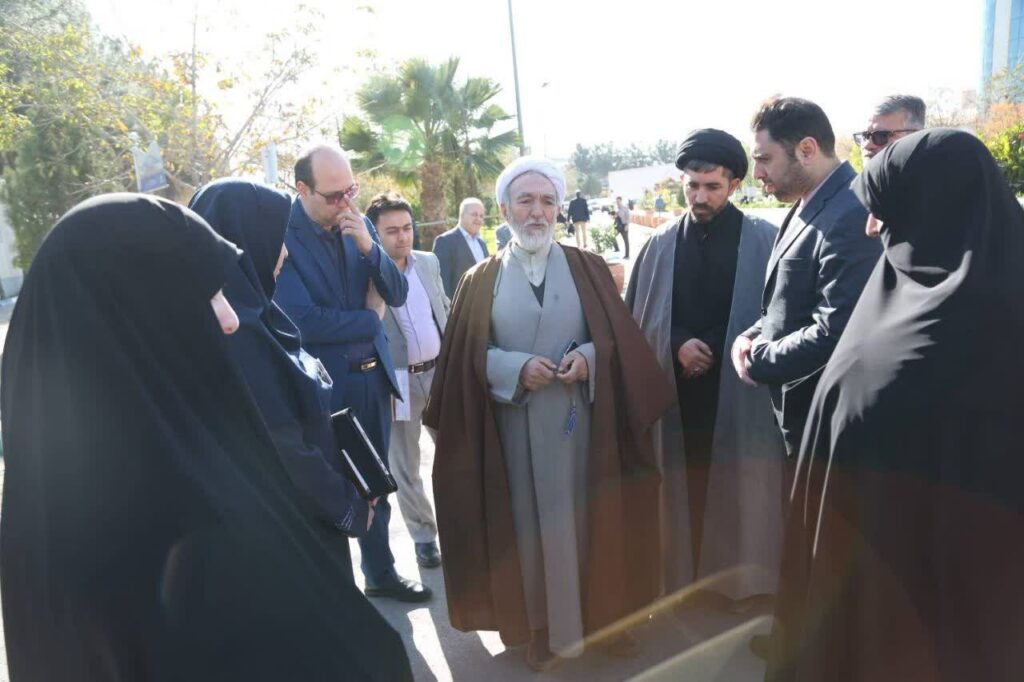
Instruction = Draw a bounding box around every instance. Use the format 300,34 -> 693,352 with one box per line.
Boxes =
799,163 -> 842,218
458,225 -> 486,262
402,250 -> 418,272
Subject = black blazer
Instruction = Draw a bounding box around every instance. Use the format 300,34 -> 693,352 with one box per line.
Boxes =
742,162 -> 882,454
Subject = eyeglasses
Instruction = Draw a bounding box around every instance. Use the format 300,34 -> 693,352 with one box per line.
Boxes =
853,129 -> 919,146
312,182 -> 360,206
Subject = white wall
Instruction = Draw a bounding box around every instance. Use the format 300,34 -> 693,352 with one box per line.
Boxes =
607,163 -> 679,202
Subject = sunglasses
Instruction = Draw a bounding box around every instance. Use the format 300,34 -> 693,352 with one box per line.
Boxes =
853,129 -> 918,146
312,182 -> 360,206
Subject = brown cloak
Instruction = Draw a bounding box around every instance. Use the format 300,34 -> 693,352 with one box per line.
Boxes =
423,245 -> 675,646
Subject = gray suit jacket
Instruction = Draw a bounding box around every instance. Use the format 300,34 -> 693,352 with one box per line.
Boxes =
742,162 -> 882,454
495,223 -> 512,251
432,226 -> 489,299
383,251 -> 450,370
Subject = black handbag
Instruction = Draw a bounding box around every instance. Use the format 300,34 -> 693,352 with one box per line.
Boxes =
330,408 -> 398,499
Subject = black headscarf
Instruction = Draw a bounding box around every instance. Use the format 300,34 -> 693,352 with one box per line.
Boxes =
188,179 -> 368,538
0,194 -> 411,681
675,128 -> 749,180
768,129 -> 1024,681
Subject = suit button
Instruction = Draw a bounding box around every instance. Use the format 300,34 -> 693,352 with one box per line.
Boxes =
761,308 -> 768,316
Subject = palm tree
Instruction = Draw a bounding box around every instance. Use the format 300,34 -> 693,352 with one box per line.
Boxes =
341,57 -> 518,242
442,76 -> 519,202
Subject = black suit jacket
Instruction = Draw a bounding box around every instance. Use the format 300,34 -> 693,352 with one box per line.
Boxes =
742,162 -> 882,455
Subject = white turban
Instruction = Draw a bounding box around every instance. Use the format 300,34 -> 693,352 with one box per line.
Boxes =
494,156 -> 566,206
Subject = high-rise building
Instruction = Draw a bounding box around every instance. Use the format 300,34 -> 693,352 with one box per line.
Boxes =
982,0 -> 1024,88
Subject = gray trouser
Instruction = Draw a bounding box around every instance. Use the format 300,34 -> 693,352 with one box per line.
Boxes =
388,367 -> 438,543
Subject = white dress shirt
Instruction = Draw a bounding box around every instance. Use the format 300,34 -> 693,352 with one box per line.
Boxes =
459,225 -> 486,263
395,253 -> 441,365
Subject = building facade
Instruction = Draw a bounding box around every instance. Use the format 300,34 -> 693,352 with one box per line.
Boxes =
983,0 -> 1024,89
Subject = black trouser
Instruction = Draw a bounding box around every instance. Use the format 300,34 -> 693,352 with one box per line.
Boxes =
615,222 -> 629,258
677,367 -> 721,573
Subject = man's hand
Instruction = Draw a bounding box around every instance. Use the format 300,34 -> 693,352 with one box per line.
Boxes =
557,350 -> 589,384
365,281 -> 386,320
677,338 -> 714,379
339,209 -> 374,256
519,356 -> 558,392
731,336 -> 758,387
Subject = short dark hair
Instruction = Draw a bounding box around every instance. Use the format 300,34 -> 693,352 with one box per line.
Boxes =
874,94 -> 927,129
365,192 -> 414,228
683,158 -> 735,181
294,148 -> 316,190
751,96 -> 836,158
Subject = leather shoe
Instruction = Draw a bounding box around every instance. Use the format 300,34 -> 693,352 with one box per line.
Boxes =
415,541 -> 442,568
365,576 -> 432,603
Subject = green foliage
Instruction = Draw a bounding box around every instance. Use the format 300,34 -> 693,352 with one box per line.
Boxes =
589,225 -> 620,255
341,57 -> 519,223
569,139 -> 677,195
984,121 -> 1024,192
0,0 -> 328,267
848,143 -> 863,173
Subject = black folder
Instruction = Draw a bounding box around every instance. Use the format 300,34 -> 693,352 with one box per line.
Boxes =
330,408 -> 398,499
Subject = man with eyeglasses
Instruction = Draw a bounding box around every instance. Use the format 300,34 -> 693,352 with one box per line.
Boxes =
275,143 -> 433,604
854,95 -> 926,161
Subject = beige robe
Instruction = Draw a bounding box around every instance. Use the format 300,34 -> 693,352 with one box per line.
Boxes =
485,244 -> 597,656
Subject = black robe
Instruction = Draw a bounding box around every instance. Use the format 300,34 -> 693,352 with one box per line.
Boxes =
670,202 -> 743,565
0,194 -> 411,681
189,180 -> 370,581
767,129 -> 1024,681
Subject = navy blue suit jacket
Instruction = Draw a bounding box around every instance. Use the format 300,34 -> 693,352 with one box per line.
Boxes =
274,199 -> 408,411
742,162 -> 882,454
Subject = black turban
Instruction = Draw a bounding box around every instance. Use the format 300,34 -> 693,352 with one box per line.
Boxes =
675,128 -> 748,180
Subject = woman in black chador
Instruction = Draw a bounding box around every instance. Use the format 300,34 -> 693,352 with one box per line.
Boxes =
189,179 -> 372,583
0,194 -> 411,681
767,129 -> 1024,682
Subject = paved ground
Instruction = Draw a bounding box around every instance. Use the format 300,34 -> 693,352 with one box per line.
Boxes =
0,213 -> 789,681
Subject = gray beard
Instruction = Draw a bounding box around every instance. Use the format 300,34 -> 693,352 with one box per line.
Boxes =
509,217 -> 555,253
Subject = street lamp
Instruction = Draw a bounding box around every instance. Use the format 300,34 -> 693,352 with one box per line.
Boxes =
507,0 -> 526,156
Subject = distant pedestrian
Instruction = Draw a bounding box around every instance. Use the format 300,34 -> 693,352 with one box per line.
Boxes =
654,195 -> 666,212
614,195 -> 631,258
567,189 -> 590,249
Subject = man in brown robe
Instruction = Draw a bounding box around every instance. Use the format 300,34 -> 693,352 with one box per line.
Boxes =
423,157 -> 674,671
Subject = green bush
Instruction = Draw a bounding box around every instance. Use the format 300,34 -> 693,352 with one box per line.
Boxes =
985,122 -> 1024,193
589,225 -> 621,254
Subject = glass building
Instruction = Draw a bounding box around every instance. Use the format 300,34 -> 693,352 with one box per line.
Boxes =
983,0 -> 1024,88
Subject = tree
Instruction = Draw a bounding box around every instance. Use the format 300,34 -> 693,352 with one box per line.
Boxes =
442,76 -> 519,203
984,121 -> 1024,193
1,0 -> 333,266
341,57 -> 518,237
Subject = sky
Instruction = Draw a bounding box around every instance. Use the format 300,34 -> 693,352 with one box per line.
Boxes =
85,0 -> 984,161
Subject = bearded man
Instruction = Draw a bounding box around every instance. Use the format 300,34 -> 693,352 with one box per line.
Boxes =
626,129 -> 786,606
423,157 -> 673,671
